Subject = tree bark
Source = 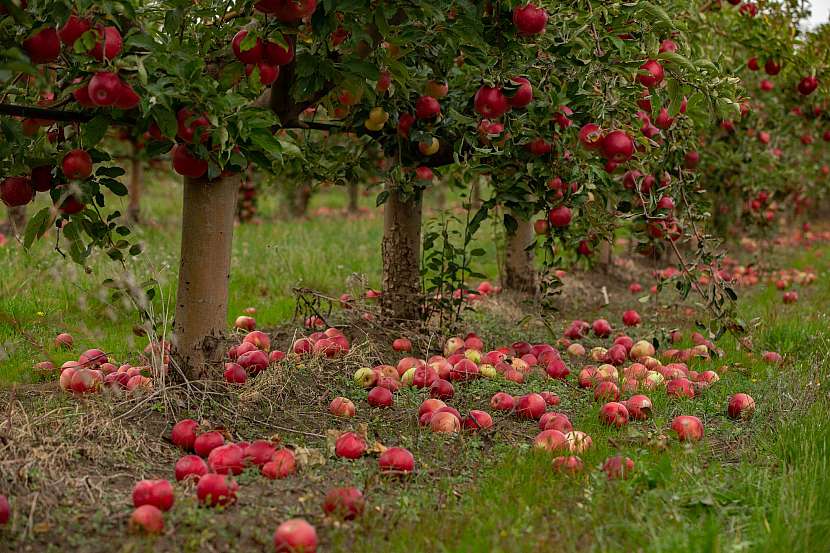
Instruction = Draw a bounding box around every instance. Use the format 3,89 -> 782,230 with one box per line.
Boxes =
127,143 -> 142,224
347,181 -> 359,213
5,206 -> 26,236
598,239 -> 612,273
433,186 -> 446,211
291,183 -> 312,218
470,177 -> 482,208
172,174 -> 239,379
381,186 -> 422,321
503,212 -> 538,297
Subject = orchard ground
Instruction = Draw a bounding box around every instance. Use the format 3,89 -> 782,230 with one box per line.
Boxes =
1,179 -> 829,552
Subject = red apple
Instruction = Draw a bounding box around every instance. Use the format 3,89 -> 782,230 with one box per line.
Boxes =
599,402 -> 629,427
174,455 -> 208,482
23,27 -> 60,64
208,443 -> 245,475
513,3 -> 548,35
88,26 -> 123,61
540,413 -> 572,433
196,473 -> 238,507
622,310 -> 641,327
671,415 -> 704,441
601,130 -> 634,162
0,494 -> 8,525
727,393 -> 755,419
59,15 -> 92,46
62,149 -> 93,180
329,396 -> 356,417
474,86 -> 510,118
193,431 -> 225,458
0,177 -> 34,207
232,30 -> 263,63
378,447 -> 415,474
548,206 -> 572,228
171,419 -> 199,450
552,455 -> 583,474
129,505 -> 164,534
224,362 -> 247,384
533,429 -> 567,452
637,59 -> 664,88
602,455 -> 635,480
243,440 -> 277,467
171,144 -> 208,178
392,338 -> 412,352
235,315 -> 256,330
490,392 -> 514,411
516,393 -> 546,419
334,432 -> 366,459
367,386 -> 393,407
429,378 -> 454,400
415,95 -> 441,119
430,411 -> 461,433
132,479 -> 174,511
666,378 -> 695,399
261,448 -> 296,479
463,410 -> 493,431
625,395 -> 652,420
592,319 -> 612,338
323,487 -> 364,520
594,381 -> 620,402
274,518 -> 318,553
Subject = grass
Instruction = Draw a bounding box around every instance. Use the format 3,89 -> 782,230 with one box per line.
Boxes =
1,170 -> 830,552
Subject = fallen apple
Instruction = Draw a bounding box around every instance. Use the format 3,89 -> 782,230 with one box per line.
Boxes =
274,518 -> 318,553
671,415 -> 704,442
323,487 -> 365,520
129,505 -> 164,534
329,396 -> 356,417
727,393 -> 755,419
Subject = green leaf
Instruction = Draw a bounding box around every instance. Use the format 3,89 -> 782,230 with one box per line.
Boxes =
23,207 -> 52,249
100,178 -> 128,196
376,190 -> 390,207
152,108 -> 178,139
97,166 -> 126,178
503,213 -> 518,234
82,115 -> 111,148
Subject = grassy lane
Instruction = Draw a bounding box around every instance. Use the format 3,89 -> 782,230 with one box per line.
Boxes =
348,246 -> 830,553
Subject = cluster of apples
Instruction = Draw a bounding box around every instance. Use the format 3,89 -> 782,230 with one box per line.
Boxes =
55,340 -> 163,394
290,328 -> 350,358
452,281 -> 502,303
225,330 -> 285,384
128,414 -> 358,553
130,418 -> 353,543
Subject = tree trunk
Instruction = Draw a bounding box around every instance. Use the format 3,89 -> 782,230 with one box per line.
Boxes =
291,183 -> 312,218
5,206 -> 26,236
173,174 -> 239,379
347,182 -> 359,213
127,144 -> 142,223
433,186 -> 446,211
503,212 -> 538,296
598,239 -> 612,273
470,177 -> 482,208
381,186 -> 422,321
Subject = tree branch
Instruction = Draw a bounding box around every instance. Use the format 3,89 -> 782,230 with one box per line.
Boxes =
0,103 -> 95,122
